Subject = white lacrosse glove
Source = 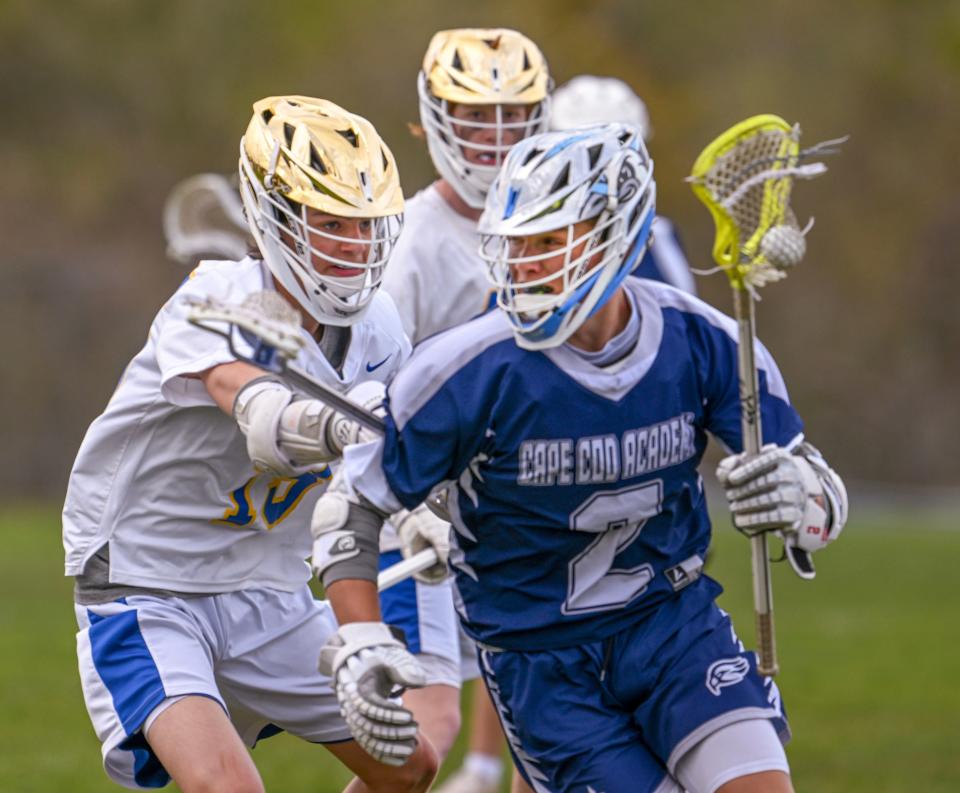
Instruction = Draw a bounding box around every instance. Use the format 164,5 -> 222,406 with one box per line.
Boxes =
716,443 -> 846,579
318,622 -> 426,767
321,379 -> 387,457
394,502 -> 451,584
235,379 -> 386,475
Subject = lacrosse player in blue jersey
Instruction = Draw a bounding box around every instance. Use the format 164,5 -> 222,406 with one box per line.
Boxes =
309,124 -> 847,793
375,30 -> 552,786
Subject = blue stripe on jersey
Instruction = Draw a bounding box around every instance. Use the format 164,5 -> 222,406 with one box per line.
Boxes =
378,279 -> 803,650
88,603 -> 167,737
378,551 -> 422,654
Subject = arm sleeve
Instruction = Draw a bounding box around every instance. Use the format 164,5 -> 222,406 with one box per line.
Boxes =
692,313 -> 804,453
316,497 -> 384,588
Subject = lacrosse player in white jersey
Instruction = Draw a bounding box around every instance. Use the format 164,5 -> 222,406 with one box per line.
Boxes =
306,124 -> 848,793
62,95 -> 439,793
551,74 -> 697,296
382,28 -> 551,344
371,28 -> 551,791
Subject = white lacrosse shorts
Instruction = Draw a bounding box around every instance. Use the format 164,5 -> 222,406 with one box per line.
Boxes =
74,586 -> 350,789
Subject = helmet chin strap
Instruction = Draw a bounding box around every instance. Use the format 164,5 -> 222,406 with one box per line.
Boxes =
581,150 -> 630,266
264,141 -> 282,189
604,152 -> 623,211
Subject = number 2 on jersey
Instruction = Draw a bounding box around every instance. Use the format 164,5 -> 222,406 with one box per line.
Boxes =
563,480 -> 663,615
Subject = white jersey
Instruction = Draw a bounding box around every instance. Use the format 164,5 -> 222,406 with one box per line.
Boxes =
381,184 -> 493,345
378,183 -> 491,555
63,257 -> 410,593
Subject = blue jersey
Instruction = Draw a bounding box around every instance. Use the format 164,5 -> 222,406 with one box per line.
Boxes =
350,279 -> 803,651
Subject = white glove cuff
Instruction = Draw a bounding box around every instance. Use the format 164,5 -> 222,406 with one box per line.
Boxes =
330,622 -> 403,673
791,455 -> 831,544
799,443 -> 848,539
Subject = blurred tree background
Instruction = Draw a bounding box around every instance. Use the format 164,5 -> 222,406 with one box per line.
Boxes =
1,0 -> 958,502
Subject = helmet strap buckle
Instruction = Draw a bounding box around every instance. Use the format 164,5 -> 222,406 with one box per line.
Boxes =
264,141 -> 282,190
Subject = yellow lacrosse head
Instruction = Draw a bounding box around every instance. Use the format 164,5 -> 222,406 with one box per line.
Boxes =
689,114 -> 800,285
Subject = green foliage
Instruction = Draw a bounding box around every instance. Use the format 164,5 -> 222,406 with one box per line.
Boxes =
2,505 -> 958,792
1,1 -> 957,497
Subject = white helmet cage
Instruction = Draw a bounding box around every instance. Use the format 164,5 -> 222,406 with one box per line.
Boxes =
417,29 -> 552,209
238,97 -> 404,327
550,75 -> 652,141
479,124 -> 656,349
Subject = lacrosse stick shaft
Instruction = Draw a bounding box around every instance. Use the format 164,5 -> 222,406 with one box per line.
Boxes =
281,363 -> 386,434
185,293 -> 385,434
733,287 -> 779,677
377,548 -> 440,591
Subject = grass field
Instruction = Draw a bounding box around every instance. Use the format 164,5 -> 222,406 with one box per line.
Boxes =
2,503 -> 958,792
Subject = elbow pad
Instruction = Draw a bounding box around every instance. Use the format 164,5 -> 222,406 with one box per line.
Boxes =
311,473 -> 387,588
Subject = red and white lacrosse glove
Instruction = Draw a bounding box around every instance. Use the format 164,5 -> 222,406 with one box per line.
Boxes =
716,442 -> 848,579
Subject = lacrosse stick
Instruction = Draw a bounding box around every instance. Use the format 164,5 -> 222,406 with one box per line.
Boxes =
378,548 -> 441,591
188,290 -> 444,590
185,290 -> 384,433
688,114 -> 845,676
163,173 -> 251,264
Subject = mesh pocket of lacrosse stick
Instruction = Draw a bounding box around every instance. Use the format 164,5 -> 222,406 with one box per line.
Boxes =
688,114 -> 829,290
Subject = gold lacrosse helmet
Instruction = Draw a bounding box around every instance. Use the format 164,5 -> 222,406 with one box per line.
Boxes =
239,95 -> 404,326
418,28 -> 551,209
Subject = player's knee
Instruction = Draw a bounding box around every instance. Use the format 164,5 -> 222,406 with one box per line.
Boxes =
402,681 -> 463,760
421,705 -> 461,759
180,763 -> 265,793
174,762 -> 265,793
715,770 -> 794,793
377,742 -> 439,793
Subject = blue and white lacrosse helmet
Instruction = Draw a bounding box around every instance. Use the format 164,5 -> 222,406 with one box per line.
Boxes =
479,123 -> 656,349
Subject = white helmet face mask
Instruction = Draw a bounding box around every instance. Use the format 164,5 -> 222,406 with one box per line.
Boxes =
238,96 -> 404,327
479,124 -> 656,350
239,147 -> 401,325
418,29 -> 552,210
418,73 -> 550,209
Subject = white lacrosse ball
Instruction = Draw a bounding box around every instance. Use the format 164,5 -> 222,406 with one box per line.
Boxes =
760,225 -> 806,269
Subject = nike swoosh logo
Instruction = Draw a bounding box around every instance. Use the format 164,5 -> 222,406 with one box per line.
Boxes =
365,354 -> 391,373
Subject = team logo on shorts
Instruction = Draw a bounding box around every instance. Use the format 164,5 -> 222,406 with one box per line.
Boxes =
706,656 -> 750,696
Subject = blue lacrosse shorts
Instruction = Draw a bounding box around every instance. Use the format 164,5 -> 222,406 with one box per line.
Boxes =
476,577 -> 789,793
